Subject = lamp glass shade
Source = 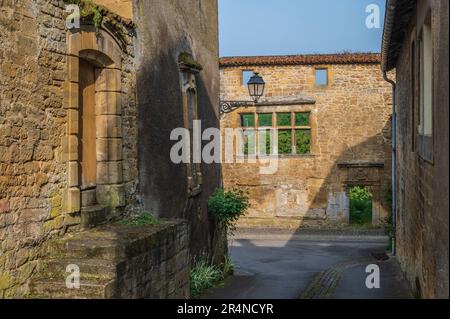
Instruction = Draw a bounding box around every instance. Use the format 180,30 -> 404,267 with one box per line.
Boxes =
247,72 -> 265,102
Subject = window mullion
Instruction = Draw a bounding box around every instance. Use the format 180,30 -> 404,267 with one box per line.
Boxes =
291,112 -> 296,155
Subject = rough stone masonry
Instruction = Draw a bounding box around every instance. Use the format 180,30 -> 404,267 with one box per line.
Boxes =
0,0 -> 141,298
0,0 -> 222,298
220,54 -> 393,229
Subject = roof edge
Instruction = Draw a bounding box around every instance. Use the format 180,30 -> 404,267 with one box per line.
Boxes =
381,0 -> 398,72
219,53 -> 381,68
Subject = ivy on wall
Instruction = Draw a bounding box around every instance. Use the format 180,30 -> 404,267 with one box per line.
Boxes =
63,0 -> 137,30
64,0 -> 103,29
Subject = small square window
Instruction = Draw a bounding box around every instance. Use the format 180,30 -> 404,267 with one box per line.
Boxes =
315,69 -> 328,86
242,70 -> 254,86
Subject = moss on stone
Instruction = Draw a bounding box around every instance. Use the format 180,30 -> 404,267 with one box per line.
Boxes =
50,192 -> 63,218
64,0 -> 137,30
178,52 -> 203,71
0,272 -> 11,290
120,212 -> 160,227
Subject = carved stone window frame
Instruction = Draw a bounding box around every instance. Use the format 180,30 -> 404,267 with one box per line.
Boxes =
179,60 -> 203,197
237,105 -> 316,158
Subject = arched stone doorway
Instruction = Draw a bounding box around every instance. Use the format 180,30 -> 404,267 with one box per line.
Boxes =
63,25 -> 125,227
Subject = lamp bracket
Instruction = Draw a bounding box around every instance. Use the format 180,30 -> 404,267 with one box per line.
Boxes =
219,100 -> 256,117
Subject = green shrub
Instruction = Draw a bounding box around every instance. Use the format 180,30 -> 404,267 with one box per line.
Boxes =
208,188 -> 249,234
349,186 -> 373,225
120,212 -> 160,227
64,0 -> 103,28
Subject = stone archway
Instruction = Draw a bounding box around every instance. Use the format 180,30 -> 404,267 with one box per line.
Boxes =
62,25 -> 125,227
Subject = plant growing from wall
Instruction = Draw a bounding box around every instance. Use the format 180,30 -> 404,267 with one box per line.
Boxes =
189,256 -> 235,299
189,260 -> 224,298
120,211 -> 160,227
208,188 -> 250,235
383,185 -> 394,250
207,188 -> 249,267
64,0 -> 103,29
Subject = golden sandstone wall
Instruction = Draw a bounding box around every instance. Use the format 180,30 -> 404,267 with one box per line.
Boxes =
0,0 -> 139,297
220,54 -> 393,229
94,0 -> 133,20
1,0 -> 221,298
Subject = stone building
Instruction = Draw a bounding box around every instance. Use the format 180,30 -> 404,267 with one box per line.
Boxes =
220,53 -> 393,228
381,0 -> 449,298
0,0 -> 221,298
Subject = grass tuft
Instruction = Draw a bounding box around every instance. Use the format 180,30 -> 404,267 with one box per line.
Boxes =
190,257 -> 234,299
120,212 -> 160,227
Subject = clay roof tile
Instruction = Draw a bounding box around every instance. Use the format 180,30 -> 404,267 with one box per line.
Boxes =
219,53 -> 381,67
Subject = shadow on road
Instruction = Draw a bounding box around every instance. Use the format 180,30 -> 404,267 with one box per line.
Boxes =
204,228 -> 411,299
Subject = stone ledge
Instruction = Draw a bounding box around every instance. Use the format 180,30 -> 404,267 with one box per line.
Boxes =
337,162 -> 385,169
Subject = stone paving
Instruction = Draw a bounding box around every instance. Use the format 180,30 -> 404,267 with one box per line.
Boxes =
205,228 -> 412,299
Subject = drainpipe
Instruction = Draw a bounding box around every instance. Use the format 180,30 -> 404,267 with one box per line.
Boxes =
383,71 -> 397,256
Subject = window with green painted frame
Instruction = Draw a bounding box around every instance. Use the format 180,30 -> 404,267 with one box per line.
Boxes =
239,111 -> 312,155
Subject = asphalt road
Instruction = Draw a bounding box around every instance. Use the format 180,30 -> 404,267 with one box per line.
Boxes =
204,229 -> 411,299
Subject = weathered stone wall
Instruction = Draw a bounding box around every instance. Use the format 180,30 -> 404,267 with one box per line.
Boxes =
134,0 -> 223,263
0,0 -> 139,297
393,0 -> 449,299
31,221 -> 189,299
220,59 -> 392,228
113,221 -> 190,299
94,0 -> 133,20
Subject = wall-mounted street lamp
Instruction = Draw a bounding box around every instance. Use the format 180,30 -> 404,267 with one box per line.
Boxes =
220,72 -> 265,116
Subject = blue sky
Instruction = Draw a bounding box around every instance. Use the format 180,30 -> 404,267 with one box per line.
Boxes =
218,0 -> 386,57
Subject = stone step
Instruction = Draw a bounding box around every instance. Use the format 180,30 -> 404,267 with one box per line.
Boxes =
81,188 -> 97,208
81,205 -> 108,229
30,278 -> 117,299
45,224 -> 176,262
47,238 -> 123,261
37,258 -> 127,282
